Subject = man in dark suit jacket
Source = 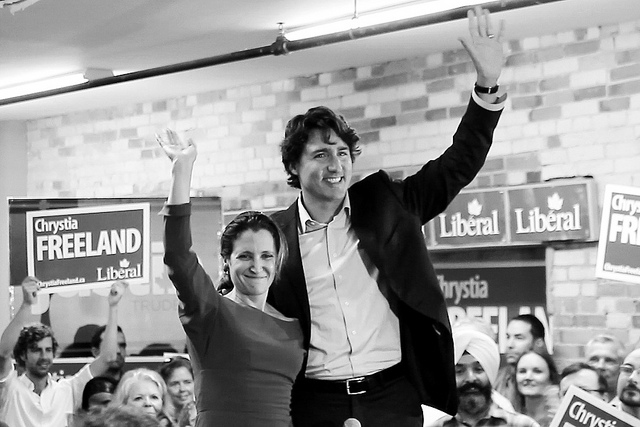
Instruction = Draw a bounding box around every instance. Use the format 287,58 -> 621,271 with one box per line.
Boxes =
268,7 -> 507,427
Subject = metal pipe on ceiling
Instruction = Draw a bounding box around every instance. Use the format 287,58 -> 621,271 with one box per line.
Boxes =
0,0 -> 566,106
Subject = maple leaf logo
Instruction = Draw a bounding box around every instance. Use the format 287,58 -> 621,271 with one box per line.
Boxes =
547,193 -> 564,211
119,258 -> 130,268
468,199 -> 483,216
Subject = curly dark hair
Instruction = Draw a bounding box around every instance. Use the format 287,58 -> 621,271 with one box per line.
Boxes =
217,211 -> 288,294
13,323 -> 58,368
281,106 -> 361,189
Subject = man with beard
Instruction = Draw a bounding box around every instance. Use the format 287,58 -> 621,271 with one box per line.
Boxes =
90,325 -> 127,382
432,327 -> 539,426
610,348 -> 640,420
0,277 -> 125,427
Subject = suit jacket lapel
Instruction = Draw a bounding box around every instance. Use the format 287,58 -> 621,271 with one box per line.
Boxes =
276,203 -> 312,338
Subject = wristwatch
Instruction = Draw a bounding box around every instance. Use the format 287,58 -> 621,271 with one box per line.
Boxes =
474,82 -> 500,94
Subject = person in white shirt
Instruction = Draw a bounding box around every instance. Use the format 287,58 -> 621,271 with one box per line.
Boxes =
0,277 -> 125,427
268,7 -> 508,426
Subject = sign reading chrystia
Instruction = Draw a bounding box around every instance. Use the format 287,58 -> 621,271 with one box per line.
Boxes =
26,203 -> 150,293
595,185 -> 640,285
550,385 -> 638,427
439,264 -> 553,354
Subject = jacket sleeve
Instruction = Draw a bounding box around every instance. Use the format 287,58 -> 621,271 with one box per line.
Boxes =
400,96 -> 503,224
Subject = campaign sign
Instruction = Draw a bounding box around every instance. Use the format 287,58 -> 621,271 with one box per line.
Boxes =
26,203 -> 150,294
508,182 -> 594,243
550,385 -> 638,427
438,264 -> 553,354
595,185 -> 640,285
431,190 -> 507,246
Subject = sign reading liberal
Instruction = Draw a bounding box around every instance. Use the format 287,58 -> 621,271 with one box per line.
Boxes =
26,203 -> 150,294
508,182 -> 594,243
550,385 -> 638,427
596,185 -> 640,285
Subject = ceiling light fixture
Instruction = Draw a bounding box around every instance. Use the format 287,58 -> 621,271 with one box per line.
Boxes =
0,73 -> 87,101
0,68 -> 114,101
285,0 -> 490,41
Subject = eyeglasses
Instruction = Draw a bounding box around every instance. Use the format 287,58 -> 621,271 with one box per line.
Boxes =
619,365 -> 640,376
578,387 -> 606,395
562,386 -> 606,397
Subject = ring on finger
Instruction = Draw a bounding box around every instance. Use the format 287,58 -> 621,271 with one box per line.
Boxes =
488,34 -> 495,39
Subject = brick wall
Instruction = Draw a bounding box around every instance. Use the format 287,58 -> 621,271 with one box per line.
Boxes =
23,19 -> 640,368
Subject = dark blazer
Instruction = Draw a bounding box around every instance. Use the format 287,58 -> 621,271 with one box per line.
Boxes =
268,97 -> 503,415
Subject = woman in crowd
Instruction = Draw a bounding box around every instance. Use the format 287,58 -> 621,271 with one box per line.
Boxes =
111,368 -> 174,426
159,356 -> 196,426
158,130 -> 305,426
81,376 -> 118,413
79,405 -> 162,427
515,348 -> 561,427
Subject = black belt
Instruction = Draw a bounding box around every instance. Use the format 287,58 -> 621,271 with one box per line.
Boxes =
300,363 -> 405,396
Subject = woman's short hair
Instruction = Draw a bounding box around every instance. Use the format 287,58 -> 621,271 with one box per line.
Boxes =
112,368 -> 171,415
280,106 -> 361,189
217,211 -> 288,294
158,356 -> 193,384
82,376 -> 118,411
13,323 -> 58,368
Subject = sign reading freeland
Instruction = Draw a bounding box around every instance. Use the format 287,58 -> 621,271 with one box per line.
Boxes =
26,203 -> 150,294
595,185 -> 640,285
439,264 -> 553,355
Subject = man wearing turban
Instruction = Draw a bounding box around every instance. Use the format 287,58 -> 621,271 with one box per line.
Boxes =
430,326 -> 540,427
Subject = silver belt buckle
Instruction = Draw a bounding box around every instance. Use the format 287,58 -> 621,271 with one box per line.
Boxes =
345,376 -> 366,395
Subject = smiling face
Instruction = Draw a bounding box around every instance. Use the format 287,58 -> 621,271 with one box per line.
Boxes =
166,366 -> 195,408
228,229 -> 277,298
22,337 -> 54,380
127,379 -> 163,416
516,352 -> 552,397
291,128 -> 353,218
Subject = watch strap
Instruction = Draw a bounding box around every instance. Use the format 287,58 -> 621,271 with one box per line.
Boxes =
474,82 -> 499,94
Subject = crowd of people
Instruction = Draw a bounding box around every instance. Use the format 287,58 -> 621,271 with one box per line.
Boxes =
1,5 -> 638,427
422,315 -> 640,426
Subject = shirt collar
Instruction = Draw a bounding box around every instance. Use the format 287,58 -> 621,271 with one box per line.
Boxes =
18,371 -> 53,391
452,402 -> 510,425
297,193 -> 351,234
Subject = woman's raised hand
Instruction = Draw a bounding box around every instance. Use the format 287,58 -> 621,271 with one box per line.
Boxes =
157,128 -> 197,165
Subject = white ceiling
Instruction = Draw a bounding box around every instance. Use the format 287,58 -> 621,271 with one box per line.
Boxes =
0,0 -> 638,121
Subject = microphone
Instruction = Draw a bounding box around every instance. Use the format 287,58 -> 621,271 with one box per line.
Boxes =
343,418 -> 361,427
